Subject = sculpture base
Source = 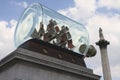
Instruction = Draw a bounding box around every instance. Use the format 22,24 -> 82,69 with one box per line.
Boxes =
0,39 -> 100,80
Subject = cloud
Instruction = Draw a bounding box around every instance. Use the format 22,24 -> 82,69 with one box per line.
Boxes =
86,14 -> 120,79
10,19 -> 17,28
0,19 -> 17,59
10,1 -> 28,8
87,14 -> 120,46
111,65 -> 120,78
98,0 -> 120,9
93,64 -> 120,79
58,0 -> 97,24
58,0 -> 120,79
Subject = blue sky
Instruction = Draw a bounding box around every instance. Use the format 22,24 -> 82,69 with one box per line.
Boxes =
0,0 -> 120,80
0,0 -> 73,21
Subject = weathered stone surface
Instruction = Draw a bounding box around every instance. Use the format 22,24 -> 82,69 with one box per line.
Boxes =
0,39 -> 100,80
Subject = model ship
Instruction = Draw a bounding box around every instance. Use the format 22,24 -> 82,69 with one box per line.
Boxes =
31,19 -> 74,49
14,3 -> 97,57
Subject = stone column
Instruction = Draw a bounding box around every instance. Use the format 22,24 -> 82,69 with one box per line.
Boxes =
96,28 -> 112,80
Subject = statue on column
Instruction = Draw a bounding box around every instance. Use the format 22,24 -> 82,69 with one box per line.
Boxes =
99,27 -> 105,40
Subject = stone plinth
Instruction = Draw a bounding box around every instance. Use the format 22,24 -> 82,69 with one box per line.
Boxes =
0,39 -> 100,80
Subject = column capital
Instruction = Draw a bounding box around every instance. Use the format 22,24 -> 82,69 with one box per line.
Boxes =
96,40 -> 110,48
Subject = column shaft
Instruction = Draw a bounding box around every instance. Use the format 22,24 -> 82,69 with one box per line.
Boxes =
100,48 -> 112,80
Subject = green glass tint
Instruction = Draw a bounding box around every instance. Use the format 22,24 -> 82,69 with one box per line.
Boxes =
14,3 -> 89,55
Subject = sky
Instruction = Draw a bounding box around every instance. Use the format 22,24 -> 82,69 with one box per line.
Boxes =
0,0 -> 120,80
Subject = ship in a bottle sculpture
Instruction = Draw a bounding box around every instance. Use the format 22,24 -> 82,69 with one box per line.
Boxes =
14,3 -> 96,57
